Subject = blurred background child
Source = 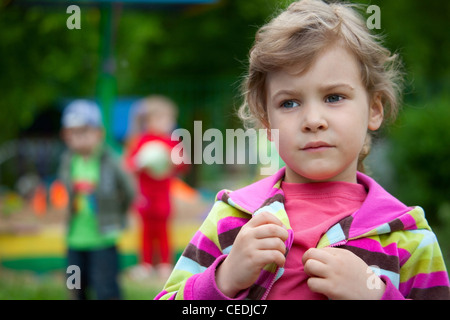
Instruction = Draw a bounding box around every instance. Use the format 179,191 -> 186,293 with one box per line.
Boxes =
59,99 -> 135,299
124,95 -> 187,280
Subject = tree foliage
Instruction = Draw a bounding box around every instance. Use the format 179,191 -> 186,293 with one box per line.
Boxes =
0,0 -> 282,142
372,0 -> 450,220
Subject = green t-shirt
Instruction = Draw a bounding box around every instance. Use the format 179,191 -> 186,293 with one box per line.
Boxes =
67,153 -> 119,250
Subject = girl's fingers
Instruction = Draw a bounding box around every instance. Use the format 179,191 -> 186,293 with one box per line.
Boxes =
302,248 -> 333,266
303,256 -> 328,278
255,237 -> 287,254
250,211 -> 289,241
256,249 -> 286,268
250,211 -> 285,225
234,211 -> 288,269
270,250 -> 286,268
306,276 -> 329,294
254,223 -> 289,241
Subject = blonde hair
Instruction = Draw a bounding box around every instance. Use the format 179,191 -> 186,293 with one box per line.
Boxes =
128,95 -> 178,137
238,0 -> 403,172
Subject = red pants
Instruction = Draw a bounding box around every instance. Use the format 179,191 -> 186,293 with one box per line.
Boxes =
139,216 -> 171,265
135,182 -> 172,265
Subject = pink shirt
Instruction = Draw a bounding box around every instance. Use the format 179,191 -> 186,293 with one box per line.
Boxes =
267,180 -> 367,300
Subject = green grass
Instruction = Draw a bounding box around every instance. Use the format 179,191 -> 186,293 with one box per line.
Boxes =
0,267 -> 163,300
0,269 -> 67,300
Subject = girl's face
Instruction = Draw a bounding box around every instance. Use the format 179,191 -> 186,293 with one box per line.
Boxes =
145,108 -> 176,136
265,44 -> 383,184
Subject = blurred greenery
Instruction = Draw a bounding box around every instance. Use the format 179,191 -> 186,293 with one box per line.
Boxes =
0,0 -> 285,143
389,95 -> 450,224
373,0 -> 450,226
350,0 -> 450,227
0,0 -> 288,188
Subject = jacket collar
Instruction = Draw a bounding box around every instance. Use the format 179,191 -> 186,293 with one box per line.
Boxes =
217,167 -> 426,244
216,167 -> 286,214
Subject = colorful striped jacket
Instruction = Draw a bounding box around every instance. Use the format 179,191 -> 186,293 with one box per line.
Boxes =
156,168 -> 450,300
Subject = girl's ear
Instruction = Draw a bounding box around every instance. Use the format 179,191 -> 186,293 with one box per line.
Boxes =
368,93 -> 384,131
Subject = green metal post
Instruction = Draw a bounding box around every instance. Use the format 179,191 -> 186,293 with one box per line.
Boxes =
96,2 -> 121,153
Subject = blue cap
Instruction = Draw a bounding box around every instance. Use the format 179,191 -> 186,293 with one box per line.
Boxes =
61,99 -> 103,128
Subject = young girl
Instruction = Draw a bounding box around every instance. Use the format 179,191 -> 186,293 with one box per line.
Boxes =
125,95 -> 186,279
156,0 -> 450,300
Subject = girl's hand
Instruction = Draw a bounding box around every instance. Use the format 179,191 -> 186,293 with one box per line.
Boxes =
216,212 -> 288,298
302,247 -> 386,300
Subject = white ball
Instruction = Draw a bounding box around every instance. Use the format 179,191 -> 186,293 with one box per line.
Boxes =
135,141 -> 172,179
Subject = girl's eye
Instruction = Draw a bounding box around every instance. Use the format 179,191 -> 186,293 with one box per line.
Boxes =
325,94 -> 344,103
281,100 -> 299,109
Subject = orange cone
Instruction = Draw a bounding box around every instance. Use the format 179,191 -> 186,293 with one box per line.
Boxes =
170,178 -> 199,203
49,180 -> 69,210
32,184 -> 47,216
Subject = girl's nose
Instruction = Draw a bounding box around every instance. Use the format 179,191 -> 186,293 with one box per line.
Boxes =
301,104 -> 328,133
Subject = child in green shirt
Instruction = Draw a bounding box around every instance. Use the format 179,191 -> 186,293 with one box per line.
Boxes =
59,100 -> 134,299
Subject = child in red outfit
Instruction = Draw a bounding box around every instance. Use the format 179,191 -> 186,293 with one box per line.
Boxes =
124,95 -> 186,279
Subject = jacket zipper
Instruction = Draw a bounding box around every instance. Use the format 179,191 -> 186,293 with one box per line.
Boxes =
327,239 -> 348,248
261,229 -> 294,300
261,267 -> 279,300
